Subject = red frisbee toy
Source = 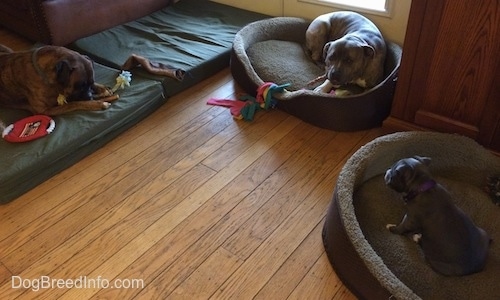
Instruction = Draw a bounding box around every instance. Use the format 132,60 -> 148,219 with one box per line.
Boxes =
2,115 -> 55,143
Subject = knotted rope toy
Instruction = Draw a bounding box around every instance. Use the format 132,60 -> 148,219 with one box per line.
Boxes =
207,82 -> 290,121
485,175 -> 500,205
111,70 -> 132,93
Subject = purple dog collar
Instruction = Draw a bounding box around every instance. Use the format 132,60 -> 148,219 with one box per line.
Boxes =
404,179 -> 437,202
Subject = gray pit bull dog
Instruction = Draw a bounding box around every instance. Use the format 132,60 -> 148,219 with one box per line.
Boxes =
384,156 -> 491,276
305,11 -> 386,93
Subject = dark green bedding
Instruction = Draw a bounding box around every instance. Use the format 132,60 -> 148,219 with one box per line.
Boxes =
0,63 -> 164,204
0,0 -> 268,204
70,0 -> 269,97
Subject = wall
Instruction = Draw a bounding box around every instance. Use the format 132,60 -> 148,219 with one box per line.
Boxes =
211,0 -> 412,46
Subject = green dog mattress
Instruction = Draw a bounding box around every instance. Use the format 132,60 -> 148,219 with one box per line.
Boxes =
70,0 -> 269,97
1,1 -> 268,204
0,63 -> 165,204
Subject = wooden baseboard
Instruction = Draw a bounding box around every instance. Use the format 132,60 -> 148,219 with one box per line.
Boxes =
383,117 -> 500,156
382,116 -> 428,133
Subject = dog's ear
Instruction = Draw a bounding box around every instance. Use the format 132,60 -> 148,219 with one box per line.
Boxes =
55,60 -> 73,86
362,45 -> 375,58
414,156 -> 432,166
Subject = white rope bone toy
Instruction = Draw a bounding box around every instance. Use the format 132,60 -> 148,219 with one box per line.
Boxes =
112,70 -> 132,93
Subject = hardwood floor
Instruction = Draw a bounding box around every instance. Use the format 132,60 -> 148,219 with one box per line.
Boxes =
0,26 -> 384,299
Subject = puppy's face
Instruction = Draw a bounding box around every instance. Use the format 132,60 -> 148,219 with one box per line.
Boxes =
323,36 -> 375,86
384,156 -> 432,193
54,50 -> 97,101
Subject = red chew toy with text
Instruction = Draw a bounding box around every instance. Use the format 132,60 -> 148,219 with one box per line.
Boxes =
2,115 -> 55,143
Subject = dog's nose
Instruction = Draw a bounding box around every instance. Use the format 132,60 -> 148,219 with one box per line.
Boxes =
328,69 -> 342,84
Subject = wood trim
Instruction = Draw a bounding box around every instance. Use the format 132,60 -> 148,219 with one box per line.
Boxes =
478,58 -> 500,149
414,110 -> 479,139
382,116 -> 428,133
389,0 -> 427,118
391,0 -> 447,120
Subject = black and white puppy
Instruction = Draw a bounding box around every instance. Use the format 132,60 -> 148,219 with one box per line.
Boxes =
384,156 -> 491,276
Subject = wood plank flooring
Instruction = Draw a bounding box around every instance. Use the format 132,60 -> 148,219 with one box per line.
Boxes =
0,26 -> 385,299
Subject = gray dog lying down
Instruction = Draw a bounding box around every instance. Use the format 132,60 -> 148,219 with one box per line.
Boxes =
384,156 -> 491,276
305,11 -> 386,93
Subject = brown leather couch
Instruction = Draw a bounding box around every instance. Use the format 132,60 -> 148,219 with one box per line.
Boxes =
0,0 -> 178,45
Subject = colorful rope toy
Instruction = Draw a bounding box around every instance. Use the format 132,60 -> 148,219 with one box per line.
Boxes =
207,82 -> 290,121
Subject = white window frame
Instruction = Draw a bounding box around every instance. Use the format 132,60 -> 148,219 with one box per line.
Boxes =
298,0 -> 394,17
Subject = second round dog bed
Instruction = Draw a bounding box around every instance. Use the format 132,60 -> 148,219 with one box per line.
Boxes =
230,17 -> 402,131
322,132 -> 500,299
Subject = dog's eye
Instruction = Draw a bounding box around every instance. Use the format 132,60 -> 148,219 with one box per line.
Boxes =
344,58 -> 353,64
329,53 -> 338,61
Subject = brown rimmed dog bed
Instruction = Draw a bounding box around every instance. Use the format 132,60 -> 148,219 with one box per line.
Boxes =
322,132 -> 500,300
230,17 -> 402,131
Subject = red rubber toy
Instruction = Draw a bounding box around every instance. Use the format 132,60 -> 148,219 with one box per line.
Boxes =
2,115 -> 55,143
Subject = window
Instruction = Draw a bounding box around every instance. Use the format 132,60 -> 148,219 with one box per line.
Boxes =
298,0 -> 392,17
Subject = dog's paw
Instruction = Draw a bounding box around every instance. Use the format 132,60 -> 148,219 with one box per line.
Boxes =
314,80 -> 333,93
412,233 -> 422,243
101,102 -> 111,109
93,83 -> 113,98
386,224 -> 396,231
313,85 -> 325,93
94,90 -> 113,99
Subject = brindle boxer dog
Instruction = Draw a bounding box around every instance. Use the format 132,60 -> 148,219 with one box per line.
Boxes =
0,44 -> 116,116
385,156 -> 491,276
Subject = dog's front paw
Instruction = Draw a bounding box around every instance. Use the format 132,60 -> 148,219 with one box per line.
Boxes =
313,86 -> 322,93
314,80 -> 333,93
93,83 -> 113,99
97,95 -> 119,110
94,90 -> 113,99
386,224 -> 397,232
412,233 -> 422,243
101,102 -> 111,109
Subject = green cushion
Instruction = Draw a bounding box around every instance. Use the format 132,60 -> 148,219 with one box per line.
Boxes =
1,0 -> 269,203
0,63 -> 164,204
70,0 -> 269,97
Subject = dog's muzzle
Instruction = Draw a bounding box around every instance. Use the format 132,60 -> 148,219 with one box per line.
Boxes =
67,87 -> 94,102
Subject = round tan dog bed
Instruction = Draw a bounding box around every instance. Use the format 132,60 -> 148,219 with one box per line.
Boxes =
322,132 -> 500,300
230,17 -> 402,131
